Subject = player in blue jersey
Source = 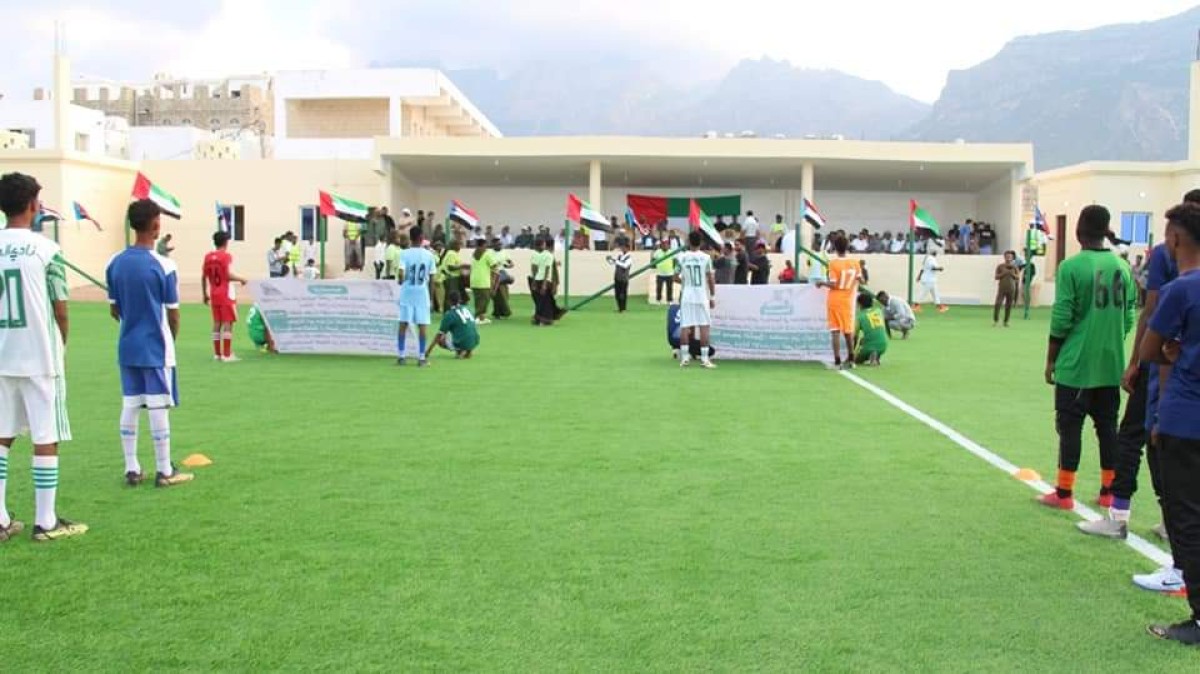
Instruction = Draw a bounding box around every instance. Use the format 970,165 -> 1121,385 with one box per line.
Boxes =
105,200 -> 193,488
396,226 -> 437,367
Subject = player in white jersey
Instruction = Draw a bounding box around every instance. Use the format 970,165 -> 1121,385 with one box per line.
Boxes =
676,230 -> 717,369
397,226 -> 438,367
0,173 -> 87,542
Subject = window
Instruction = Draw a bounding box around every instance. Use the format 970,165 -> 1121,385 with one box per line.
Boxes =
1120,212 -> 1152,245
300,205 -> 326,242
181,118 -> 192,126
210,119 -> 221,130
74,132 -> 90,152
229,118 -> 240,127
218,204 -> 246,242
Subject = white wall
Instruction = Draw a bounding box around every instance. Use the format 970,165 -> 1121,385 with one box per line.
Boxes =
274,138 -> 375,160
0,101 -> 106,154
974,175 -> 1016,249
128,126 -> 211,160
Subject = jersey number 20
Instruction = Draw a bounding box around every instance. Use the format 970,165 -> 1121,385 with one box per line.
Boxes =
0,269 -> 27,329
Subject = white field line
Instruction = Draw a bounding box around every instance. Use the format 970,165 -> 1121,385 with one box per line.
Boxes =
839,371 -> 1173,568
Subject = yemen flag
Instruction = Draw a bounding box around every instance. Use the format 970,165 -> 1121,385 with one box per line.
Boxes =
448,200 -> 478,229
566,194 -> 610,231
910,200 -> 941,239
131,172 -> 182,219
803,197 -> 827,230
687,199 -> 723,246
319,190 -> 369,222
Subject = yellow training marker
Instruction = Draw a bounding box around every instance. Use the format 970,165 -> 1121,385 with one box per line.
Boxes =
1013,468 -> 1041,482
181,454 -> 213,468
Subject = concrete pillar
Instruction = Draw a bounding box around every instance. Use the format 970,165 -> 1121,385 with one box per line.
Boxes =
800,162 -> 815,248
53,54 -> 72,151
389,97 -> 404,137
589,160 -> 603,211
1190,61 -> 1200,161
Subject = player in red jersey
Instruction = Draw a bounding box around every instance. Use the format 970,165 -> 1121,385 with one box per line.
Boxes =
201,231 -> 247,362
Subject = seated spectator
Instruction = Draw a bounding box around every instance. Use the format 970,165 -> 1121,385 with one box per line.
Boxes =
850,233 -> 869,253
890,234 -> 909,254
778,259 -> 797,284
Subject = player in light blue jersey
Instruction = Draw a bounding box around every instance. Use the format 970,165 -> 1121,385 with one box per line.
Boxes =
106,200 -> 193,489
397,226 -> 437,367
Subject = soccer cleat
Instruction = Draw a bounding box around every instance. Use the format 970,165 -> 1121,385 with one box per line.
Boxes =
223,355 -> 241,363
418,359 -> 429,368
671,348 -> 680,360
0,518 -> 25,543
1133,566 -> 1186,594
680,358 -> 691,369
477,318 -> 492,326
937,305 -> 949,313
31,518 -> 88,542
213,355 -> 223,361
1038,492 -> 1075,510
701,359 -> 717,369
1148,621 -> 1200,645
1097,493 -> 1114,508
911,304 -> 922,313
124,471 -> 145,487
901,329 -> 910,340
1153,523 -> 1170,542
396,357 -> 407,367
1077,517 -> 1128,540
155,466 -> 195,488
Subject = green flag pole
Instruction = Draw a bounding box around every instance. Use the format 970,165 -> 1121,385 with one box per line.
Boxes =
318,214 -> 327,279
62,257 -> 107,291
563,218 -> 571,308
906,231 -> 915,306
124,216 -> 131,248
570,246 -> 684,311
792,222 -> 800,283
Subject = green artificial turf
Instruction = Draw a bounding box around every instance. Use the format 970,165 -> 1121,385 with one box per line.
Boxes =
0,298 -> 1195,671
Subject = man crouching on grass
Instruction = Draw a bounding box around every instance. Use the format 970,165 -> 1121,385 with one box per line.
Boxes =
425,291 -> 480,361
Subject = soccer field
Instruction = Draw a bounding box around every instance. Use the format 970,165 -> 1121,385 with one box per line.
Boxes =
1,299 -> 1193,671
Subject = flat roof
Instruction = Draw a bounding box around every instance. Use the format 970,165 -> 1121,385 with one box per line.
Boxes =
378,136 -> 1032,192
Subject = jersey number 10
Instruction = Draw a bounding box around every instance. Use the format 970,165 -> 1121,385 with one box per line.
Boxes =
0,269 -> 27,329
686,266 -> 703,286
406,264 -> 427,286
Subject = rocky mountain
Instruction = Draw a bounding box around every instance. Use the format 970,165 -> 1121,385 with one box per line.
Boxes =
385,57 -> 931,140
907,7 -> 1200,169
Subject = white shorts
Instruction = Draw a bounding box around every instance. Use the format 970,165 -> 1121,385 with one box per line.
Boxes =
679,302 -> 711,329
0,376 -> 71,445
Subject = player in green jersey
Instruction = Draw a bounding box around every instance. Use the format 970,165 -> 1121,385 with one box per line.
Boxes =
426,291 -> 480,360
246,305 -> 275,353
853,292 -> 889,366
1041,205 -> 1137,511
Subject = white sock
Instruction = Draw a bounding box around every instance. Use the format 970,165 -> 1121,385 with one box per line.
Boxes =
704,346 -> 713,360
1110,507 -> 1131,522
148,408 -> 173,476
680,348 -> 691,362
0,444 -> 9,528
120,407 -> 141,474
32,455 -> 58,530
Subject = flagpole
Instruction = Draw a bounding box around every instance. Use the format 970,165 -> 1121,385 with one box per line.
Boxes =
1023,236 -> 1033,320
319,214 -> 327,279
794,201 -> 804,284
563,218 -> 571,308
906,230 -> 915,307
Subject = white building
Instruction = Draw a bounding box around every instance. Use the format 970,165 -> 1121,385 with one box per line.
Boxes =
0,99 -> 115,156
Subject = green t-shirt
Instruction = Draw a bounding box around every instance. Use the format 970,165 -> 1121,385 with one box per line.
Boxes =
1050,249 -> 1136,388
439,250 -> 461,282
385,244 -> 400,277
439,304 -> 480,351
247,306 -> 267,345
855,307 -> 889,355
470,250 -> 497,289
530,250 -> 554,282
652,249 -> 675,276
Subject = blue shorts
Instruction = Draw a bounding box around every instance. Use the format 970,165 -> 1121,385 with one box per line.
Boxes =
398,300 -> 431,326
120,367 -> 178,410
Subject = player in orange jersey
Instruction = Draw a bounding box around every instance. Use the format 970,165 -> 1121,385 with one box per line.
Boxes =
818,234 -> 869,369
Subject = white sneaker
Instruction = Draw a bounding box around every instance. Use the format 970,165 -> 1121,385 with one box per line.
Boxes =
680,358 -> 691,368
477,318 -> 492,326
700,359 -> 717,369
223,355 -> 241,363
213,355 -> 223,361
1133,565 -> 1186,593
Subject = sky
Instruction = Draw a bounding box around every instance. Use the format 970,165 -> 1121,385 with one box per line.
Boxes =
4,0 -> 1199,103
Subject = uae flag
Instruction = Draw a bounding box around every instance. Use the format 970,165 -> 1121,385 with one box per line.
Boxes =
448,200 -> 478,229
566,194 -> 610,231
802,197 -> 827,230
319,190 -> 369,222
910,200 -> 942,239
131,172 -> 182,219
687,199 -> 723,246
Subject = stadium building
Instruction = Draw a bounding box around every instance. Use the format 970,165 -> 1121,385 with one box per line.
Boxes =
4,50 -> 1196,303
